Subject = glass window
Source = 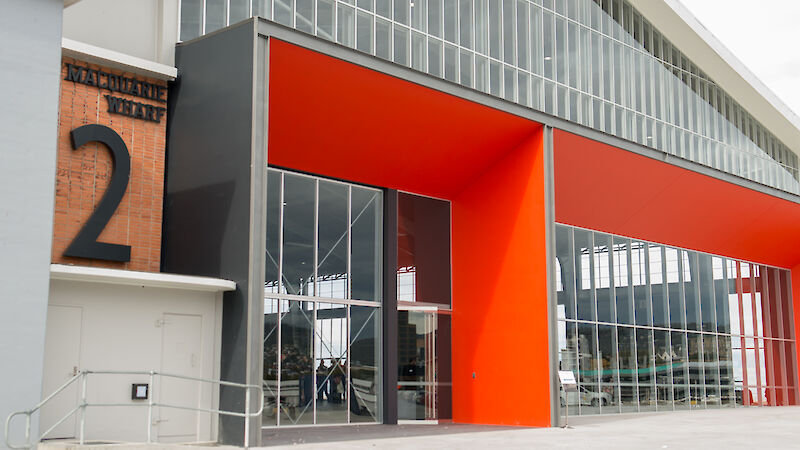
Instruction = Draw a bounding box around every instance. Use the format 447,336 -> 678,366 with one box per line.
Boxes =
575,229 -> 595,321
180,0 -> 203,41
632,241 -> 650,326
617,326 -> 637,413
282,173 -> 316,296
555,225 -> 576,320
205,0 -> 227,33
279,300 -> 315,425
650,245 -> 668,328
594,232 -> 613,323
351,187 -> 382,302
698,254 -> 716,332
351,305 -> 381,422
397,193 -> 451,306
598,324 -> 620,413
317,181 -> 349,299
578,323 -> 599,414
613,237 -> 633,325
636,328 -> 655,411
684,251 -> 701,332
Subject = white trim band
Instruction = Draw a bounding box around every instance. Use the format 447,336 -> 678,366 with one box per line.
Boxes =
50,264 -> 236,292
62,38 -> 178,80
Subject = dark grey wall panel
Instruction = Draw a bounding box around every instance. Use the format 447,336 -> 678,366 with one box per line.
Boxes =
382,189 -> 399,424
165,19 -> 264,446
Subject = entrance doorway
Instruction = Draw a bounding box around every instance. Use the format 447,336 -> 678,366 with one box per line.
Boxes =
397,306 -> 451,422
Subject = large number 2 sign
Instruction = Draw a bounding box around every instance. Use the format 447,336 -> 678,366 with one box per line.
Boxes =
64,124 -> 132,262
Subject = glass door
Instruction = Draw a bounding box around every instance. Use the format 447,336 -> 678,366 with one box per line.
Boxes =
398,306 -> 447,421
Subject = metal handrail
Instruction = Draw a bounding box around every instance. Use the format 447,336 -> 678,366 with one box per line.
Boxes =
5,370 -> 264,450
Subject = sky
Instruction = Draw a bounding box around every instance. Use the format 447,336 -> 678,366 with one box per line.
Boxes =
679,0 -> 800,117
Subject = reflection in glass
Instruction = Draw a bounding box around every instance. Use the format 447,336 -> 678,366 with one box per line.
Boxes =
397,310 -> 445,421
280,300 -> 315,425
317,181 -> 349,299
654,330 -> 672,409
666,248 -> 684,329
687,333 -> 703,409
699,254 -> 716,332
684,251 -> 701,331
672,331 -> 690,410
718,335 -> 735,407
703,334 -> 720,407
618,326 -> 637,413
613,238 -> 633,325
598,325 -> 619,413
314,303 -> 348,424
351,188 -> 382,302
263,299 -> 280,426
575,229 -> 595,321
636,328 -> 655,411
265,171 -> 281,294
555,225 -> 576,320
282,174 -> 316,296
594,232 -> 614,324
650,245 -> 668,328
397,193 -> 451,305
714,258 -> 730,334
351,306 -> 381,422
632,242 -> 651,327
578,323 -> 600,414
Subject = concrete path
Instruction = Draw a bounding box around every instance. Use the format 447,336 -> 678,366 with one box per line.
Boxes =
259,407 -> 800,449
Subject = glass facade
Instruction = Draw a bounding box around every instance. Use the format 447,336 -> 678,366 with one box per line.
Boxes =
555,224 -> 799,416
182,0 -> 800,195
263,168 -> 382,426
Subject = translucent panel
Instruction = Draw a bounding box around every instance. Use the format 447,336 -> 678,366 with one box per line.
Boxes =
428,0 -> 442,37
274,0 -> 292,25
376,18 -> 392,60
395,0 -> 410,25
350,187 -> 382,302
315,302 -> 349,424
282,174 -> 316,296
376,0 -> 391,18
597,324 -> 619,414
444,0 -> 457,43
574,229 -> 595,321
295,0 -> 314,32
593,232 -> 613,323
180,0 -> 203,41
317,0 -> 335,39
487,0 -> 501,59
411,32 -> 427,72
444,44 -> 458,82
617,326 -> 637,413
460,0 -> 473,48
555,225 -> 576,321
613,237 -> 633,325
460,50 -> 474,88
356,11 -> 374,54
265,171 -> 281,294
337,4 -> 356,48
316,181 -> 349,299
205,0 -> 228,33
428,38 -> 443,78
279,300 -> 315,425
411,0 -> 426,31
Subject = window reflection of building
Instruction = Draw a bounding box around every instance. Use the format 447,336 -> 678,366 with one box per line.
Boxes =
556,223 -> 799,417
262,168 -> 382,427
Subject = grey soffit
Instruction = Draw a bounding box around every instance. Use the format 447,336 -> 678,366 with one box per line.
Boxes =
253,18 -> 800,206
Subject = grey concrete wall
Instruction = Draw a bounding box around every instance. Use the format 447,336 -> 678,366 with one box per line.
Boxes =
0,0 -> 63,447
62,0 -> 179,66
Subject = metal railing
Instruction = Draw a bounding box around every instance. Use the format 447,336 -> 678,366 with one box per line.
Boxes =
5,370 -> 264,450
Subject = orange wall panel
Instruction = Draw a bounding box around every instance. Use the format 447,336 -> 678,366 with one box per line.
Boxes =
451,130 -> 551,426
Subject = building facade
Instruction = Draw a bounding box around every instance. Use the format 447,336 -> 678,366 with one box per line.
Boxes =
3,0 -> 800,448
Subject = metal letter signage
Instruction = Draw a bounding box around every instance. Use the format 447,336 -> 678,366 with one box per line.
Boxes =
64,124 -> 132,262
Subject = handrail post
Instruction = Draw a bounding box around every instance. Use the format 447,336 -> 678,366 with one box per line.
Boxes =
244,387 -> 251,449
79,371 -> 87,445
147,371 -> 154,444
25,413 -> 31,450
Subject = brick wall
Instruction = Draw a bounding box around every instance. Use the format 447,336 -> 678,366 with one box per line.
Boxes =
52,57 -> 167,272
